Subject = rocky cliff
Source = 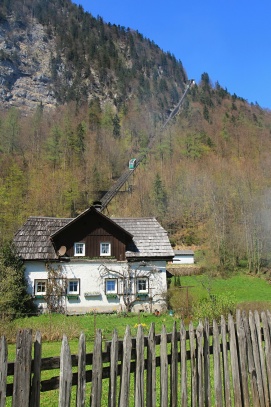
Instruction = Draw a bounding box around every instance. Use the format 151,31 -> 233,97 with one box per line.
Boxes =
0,14 -> 58,112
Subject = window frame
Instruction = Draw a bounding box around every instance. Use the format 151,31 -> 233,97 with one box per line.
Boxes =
100,242 -> 111,257
136,277 -> 149,293
34,279 -> 47,295
74,242 -> 85,257
105,278 -> 118,294
67,279 -> 80,295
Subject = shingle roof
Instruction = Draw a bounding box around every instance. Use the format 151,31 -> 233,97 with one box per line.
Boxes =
14,213 -> 174,260
14,216 -> 72,260
113,217 -> 174,258
174,250 -> 194,255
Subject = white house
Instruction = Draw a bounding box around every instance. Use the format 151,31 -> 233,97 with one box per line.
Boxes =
172,250 -> 194,264
14,205 -> 174,314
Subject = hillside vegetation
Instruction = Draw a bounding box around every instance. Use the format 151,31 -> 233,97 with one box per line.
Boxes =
1,0 -> 271,274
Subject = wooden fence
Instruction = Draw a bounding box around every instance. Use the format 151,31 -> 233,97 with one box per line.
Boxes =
1,309 -> 271,406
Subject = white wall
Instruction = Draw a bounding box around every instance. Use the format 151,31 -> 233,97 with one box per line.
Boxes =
172,255 -> 194,264
25,259 -> 168,313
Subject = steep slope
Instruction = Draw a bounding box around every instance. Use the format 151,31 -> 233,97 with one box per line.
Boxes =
0,0 -> 187,115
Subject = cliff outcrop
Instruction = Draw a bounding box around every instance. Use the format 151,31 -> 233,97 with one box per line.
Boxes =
0,14 -> 58,111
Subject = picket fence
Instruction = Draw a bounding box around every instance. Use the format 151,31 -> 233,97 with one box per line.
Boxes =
1,309 -> 271,406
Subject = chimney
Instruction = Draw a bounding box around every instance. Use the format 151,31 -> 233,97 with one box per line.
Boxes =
93,201 -> 102,211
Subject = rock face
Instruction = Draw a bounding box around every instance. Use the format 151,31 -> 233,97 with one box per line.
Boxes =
0,15 -> 57,112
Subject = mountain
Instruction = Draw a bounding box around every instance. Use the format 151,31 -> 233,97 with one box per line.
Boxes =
1,0 -> 271,273
0,0 -> 186,115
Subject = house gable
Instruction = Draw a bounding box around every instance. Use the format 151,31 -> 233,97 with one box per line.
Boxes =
51,207 -> 133,261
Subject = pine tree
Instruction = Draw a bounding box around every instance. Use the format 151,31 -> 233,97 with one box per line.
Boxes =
0,242 -> 35,319
152,174 -> 168,220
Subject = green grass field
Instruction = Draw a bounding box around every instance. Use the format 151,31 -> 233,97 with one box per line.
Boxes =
180,271 -> 271,305
3,271 -> 271,406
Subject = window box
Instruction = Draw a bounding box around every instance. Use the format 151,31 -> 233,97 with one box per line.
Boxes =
106,293 -> 118,299
84,292 -> 101,297
34,295 -> 45,299
67,294 -> 79,300
137,293 -> 149,299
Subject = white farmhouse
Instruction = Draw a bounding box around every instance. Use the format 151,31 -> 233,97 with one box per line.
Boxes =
14,205 -> 174,314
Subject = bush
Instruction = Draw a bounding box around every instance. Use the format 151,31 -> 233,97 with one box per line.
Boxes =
0,242 -> 36,319
166,287 -> 193,318
192,293 -> 236,321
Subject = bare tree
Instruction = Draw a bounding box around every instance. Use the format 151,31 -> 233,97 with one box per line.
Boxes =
98,262 -> 165,313
44,263 -> 67,313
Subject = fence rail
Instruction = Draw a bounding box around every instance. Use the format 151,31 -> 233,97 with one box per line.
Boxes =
1,309 -> 271,406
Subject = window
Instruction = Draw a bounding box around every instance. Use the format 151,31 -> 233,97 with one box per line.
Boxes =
67,279 -> 80,295
34,280 -> 47,295
74,242 -> 85,256
137,278 -> 149,293
105,279 -> 117,294
100,242 -> 111,256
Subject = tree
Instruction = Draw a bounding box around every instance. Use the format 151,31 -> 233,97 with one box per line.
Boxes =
44,263 -> 67,313
0,242 -> 35,319
151,173 -> 168,220
112,114 -> 121,138
99,262 -> 165,313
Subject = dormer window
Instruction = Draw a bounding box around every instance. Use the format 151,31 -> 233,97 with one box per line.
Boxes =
74,242 -> 85,256
100,242 -> 111,256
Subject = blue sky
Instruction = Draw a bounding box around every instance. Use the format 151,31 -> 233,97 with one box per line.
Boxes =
72,0 -> 271,109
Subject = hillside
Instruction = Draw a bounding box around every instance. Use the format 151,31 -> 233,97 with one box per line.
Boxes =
0,0 -> 186,114
1,0 -> 271,273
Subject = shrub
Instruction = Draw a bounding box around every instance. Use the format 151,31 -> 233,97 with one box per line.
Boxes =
0,242 -> 36,319
192,293 -> 236,321
166,287 -> 193,318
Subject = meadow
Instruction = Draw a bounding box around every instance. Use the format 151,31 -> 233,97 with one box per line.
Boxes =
2,271 -> 271,406
2,271 -> 271,355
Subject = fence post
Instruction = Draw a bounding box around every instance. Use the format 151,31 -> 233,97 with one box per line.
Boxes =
0,336 -> 7,407
135,324 -> 144,407
261,311 -> 271,402
108,329 -> 118,407
170,321 -> 178,407
249,311 -> 266,407
147,323 -> 156,407
213,319 -> 222,407
203,319 -> 211,407
242,311 -> 260,407
228,313 -> 242,407
77,332 -> 86,407
180,320 -> 187,407
59,335 -> 72,407
196,321 -> 204,407
189,321 -> 197,407
30,331 -> 42,407
254,311 -> 269,406
220,316 -> 232,407
119,325 -> 132,407
12,329 -> 32,407
90,329 -> 103,407
236,310 -> 250,406
160,325 -> 168,407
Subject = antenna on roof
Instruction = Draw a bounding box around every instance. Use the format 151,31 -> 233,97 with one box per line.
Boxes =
57,246 -> 66,256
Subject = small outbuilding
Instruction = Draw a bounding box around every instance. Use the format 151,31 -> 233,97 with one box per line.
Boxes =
172,250 -> 194,265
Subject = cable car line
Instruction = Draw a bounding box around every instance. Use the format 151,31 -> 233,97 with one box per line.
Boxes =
100,80 -> 195,212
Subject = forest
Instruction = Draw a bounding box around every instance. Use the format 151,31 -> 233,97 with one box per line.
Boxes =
1,0 -> 271,274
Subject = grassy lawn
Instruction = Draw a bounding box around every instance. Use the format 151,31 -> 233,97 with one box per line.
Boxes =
3,312 -> 176,357
3,271 -> 271,406
180,271 -> 271,307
